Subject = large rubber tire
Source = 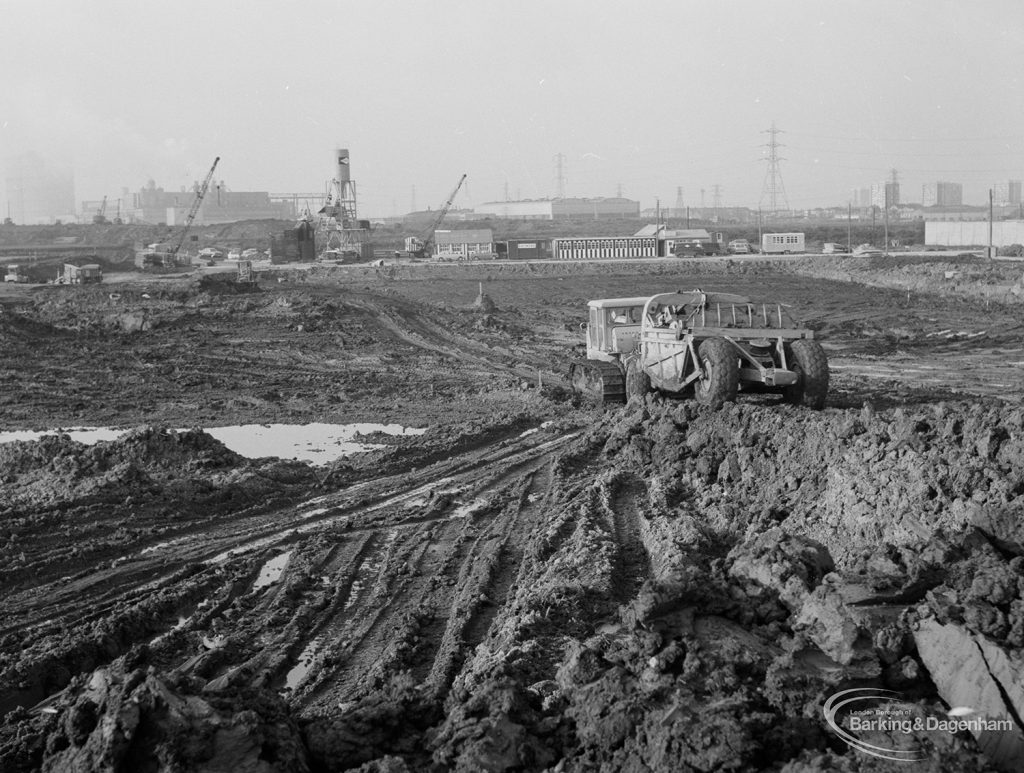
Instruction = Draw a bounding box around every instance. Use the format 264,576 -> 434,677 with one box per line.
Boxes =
782,339 -> 829,409
694,338 -> 738,408
625,357 -> 651,404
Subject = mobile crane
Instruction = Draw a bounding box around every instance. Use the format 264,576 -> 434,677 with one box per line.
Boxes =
405,173 -> 467,259
166,156 -> 220,266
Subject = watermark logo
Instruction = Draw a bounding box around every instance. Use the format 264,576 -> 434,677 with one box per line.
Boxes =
823,688 -> 1016,762
823,688 -> 924,762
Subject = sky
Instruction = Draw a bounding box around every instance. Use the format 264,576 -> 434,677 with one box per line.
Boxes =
1,0 -> 1022,217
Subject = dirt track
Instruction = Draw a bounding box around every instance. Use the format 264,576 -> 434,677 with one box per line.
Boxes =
2,257 -> 1024,771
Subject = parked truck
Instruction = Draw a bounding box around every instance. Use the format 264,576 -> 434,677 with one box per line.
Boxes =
4,265 -> 27,283
60,263 -> 103,285
570,289 -> 828,409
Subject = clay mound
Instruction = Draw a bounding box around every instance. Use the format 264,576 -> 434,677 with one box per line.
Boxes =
16,665 -> 309,773
0,426 -> 242,476
0,427 -> 247,509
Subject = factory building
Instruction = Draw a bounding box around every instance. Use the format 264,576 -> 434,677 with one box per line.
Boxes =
473,197 -> 639,220
129,180 -> 294,225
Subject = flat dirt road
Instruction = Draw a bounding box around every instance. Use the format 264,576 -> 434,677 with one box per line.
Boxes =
2,256 -> 1023,771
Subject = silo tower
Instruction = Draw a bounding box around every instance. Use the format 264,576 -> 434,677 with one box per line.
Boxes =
317,147 -> 366,258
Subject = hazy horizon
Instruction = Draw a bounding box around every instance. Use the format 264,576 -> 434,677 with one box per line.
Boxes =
2,0 -> 1022,217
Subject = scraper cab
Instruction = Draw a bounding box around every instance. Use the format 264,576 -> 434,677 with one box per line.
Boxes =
569,289 -> 828,408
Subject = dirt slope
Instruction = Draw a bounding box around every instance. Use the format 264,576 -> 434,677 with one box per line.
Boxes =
1,261 -> 1023,771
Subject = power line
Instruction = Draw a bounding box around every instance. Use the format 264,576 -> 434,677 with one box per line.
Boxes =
787,144 -> 1021,159
785,130 -> 1024,143
786,159 -> 1020,175
759,122 -> 789,215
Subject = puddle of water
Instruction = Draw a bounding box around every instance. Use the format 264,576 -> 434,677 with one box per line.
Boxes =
450,497 -> 489,519
253,551 -> 292,590
284,638 -> 321,690
0,423 -> 427,466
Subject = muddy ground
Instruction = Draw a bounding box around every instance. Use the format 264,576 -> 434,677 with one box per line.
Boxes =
1,256 -> 1023,771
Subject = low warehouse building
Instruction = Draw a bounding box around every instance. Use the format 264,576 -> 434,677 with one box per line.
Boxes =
501,238 -> 552,260
474,197 -> 639,220
434,229 -> 494,260
926,220 -> 1024,247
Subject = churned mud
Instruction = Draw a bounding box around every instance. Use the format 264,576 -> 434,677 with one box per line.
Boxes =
1,256 -> 1023,771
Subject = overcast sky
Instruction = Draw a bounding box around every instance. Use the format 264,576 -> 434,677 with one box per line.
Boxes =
2,0 -> 1022,216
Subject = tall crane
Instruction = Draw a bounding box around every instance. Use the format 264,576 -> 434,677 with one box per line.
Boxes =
406,173 -> 467,259
92,196 -> 108,225
170,156 -> 220,262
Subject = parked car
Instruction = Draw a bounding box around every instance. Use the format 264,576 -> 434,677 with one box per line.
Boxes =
852,244 -> 884,256
727,239 -> 752,254
198,247 -> 224,258
822,243 -> 850,255
674,244 -> 706,258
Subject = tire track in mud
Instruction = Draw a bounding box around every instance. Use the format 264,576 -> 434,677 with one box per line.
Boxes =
256,532 -> 382,697
598,472 -> 652,601
407,465 -> 557,694
0,427 -> 584,717
275,529 -> 406,701
41,427 -> 580,623
434,460 -> 558,688
345,298 -> 564,386
290,452 -> 566,712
